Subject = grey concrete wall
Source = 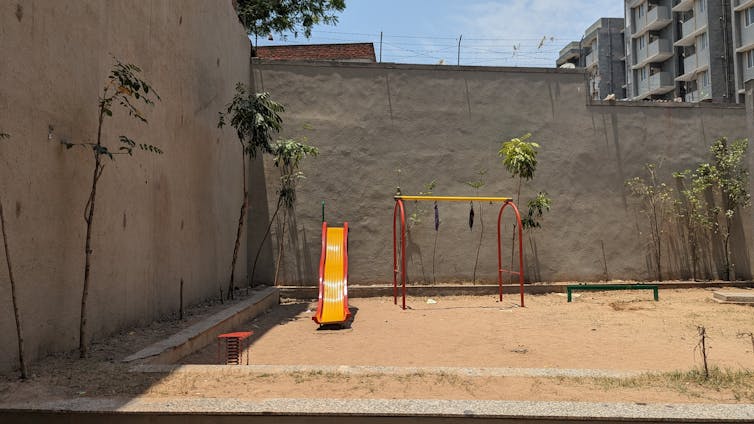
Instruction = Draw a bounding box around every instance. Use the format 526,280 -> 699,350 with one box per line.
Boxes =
250,60 -> 748,286
0,1 -> 252,371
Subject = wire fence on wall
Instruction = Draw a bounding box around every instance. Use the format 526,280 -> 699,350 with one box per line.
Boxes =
255,29 -> 581,68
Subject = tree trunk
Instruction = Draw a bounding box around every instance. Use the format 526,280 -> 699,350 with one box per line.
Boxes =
1,198 -> 28,379
228,155 -> 248,300
724,219 -> 732,281
509,179 -> 522,284
80,158 -> 102,358
273,207 -> 287,286
250,197 -> 282,287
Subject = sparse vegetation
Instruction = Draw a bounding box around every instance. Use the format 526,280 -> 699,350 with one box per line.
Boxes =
60,59 -> 162,358
218,84 -> 284,298
625,163 -> 673,281
498,133 -> 551,282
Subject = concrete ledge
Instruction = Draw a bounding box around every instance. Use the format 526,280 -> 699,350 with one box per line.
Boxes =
280,281 -> 754,300
123,287 -> 279,364
713,291 -> 754,304
2,397 -> 753,422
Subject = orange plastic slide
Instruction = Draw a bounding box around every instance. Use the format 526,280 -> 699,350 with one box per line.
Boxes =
313,222 -> 351,325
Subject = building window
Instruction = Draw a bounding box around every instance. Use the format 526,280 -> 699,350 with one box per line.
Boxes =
698,0 -> 705,13
746,7 -> 754,27
747,50 -> 754,68
698,32 -> 707,50
638,35 -> 646,49
700,70 -> 709,87
639,67 -> 648,81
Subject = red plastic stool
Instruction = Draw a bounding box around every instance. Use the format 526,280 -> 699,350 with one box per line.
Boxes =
217,331 -> 253,365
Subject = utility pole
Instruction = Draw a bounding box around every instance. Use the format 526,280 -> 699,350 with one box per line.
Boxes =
457,34 -> 463,66
379,31 -> 383,63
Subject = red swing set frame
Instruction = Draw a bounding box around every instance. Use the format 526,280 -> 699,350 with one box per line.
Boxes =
392,196 -> 525,310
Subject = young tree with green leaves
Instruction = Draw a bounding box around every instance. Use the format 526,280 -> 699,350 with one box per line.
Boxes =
218,84 -> 284,298
60,60 -> 162,358
498,133 -> 551,282
236,0 -> 346,44
270,139 -> 319,285
250,138 -> 318,286
626,163 -> 673,282
0,131 -> 27,379
708,137 -> 750,280
672,168 -> 714,281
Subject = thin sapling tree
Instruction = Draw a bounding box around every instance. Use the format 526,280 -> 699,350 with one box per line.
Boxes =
61,60 -> 162,358
0,131 -> 28,378
218,84 -> 284,298
499,133 -> 547,282
672,168 -> 714,281
625,163 -> 673,282
708,137 -> 750,280
465,169 -> 486,284
499,133 -> 539,205
269,139 -> 319,285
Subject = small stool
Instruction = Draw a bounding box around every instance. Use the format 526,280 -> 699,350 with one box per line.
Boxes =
217,331 -> 253,365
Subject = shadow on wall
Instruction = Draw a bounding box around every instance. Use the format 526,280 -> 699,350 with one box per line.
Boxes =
248,155 -> 273,285
274,206 -> 315,286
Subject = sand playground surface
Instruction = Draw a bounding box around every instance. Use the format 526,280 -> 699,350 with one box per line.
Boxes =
2,287 -> 754,405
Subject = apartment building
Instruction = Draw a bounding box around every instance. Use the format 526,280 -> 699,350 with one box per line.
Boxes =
624,0 -> 676,100
732,0 -> 754,102
556,18 -> 626,99
624,0 -> 735,102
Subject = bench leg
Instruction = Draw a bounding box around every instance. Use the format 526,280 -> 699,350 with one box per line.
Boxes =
567,288 -> 572,302
654,288 -> 659,301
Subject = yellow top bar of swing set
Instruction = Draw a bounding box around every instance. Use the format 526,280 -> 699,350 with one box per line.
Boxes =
394,195 -> 512,202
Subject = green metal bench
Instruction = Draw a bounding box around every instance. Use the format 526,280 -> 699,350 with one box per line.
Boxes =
567,284 -> 659,302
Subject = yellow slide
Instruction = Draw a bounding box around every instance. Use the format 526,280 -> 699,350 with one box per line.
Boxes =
313,222 -> 351,325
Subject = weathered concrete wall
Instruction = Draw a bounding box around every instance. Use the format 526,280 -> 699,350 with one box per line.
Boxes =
0,1 -> 251,370
250,60 -> 748,286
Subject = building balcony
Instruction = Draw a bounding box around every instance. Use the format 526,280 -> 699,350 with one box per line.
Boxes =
737,24 -> 754,51
675,15 -> 708,46
628,0 -> 646,9
556,41 -> 581,67
636,72 -> 675,99
745,62 -> 754,84
632,38 -> 673,69
672,0 -> 694,12
585,51 -> 597,69
633,6 -> 672,38
676,52 -> 710,81
684,89 -> 711,102
734,0 -> 754,12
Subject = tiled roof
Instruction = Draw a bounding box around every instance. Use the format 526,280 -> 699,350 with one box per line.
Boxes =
255,43 -> 376,62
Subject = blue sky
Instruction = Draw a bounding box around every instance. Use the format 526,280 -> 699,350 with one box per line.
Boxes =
255,0 -> 625,67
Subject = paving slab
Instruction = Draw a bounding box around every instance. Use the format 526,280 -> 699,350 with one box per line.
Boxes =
713,291 -> 754,304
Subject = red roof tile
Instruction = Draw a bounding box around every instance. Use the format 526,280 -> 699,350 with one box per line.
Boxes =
255,43 -> 376,62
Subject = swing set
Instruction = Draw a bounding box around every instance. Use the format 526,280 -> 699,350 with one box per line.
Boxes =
392,195 -> 525,310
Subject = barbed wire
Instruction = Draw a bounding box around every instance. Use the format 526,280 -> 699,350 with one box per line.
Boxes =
255,29 -> 581,67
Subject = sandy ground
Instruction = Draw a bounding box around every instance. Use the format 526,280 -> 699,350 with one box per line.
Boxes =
184,289 -> 754,371
2,287 -> 754,405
